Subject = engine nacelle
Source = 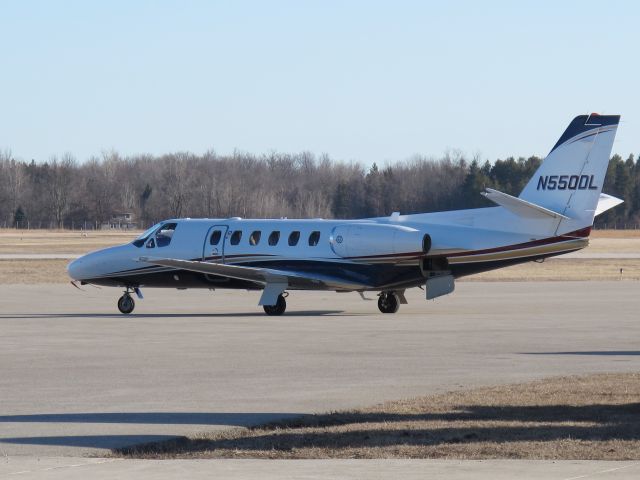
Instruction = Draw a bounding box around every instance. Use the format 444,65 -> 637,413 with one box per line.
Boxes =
330,223 -> 429,259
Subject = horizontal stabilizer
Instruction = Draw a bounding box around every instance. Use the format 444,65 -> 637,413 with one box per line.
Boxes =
137,256 -> 369,291
481,188 -> 570,220
595,193 -> 624,216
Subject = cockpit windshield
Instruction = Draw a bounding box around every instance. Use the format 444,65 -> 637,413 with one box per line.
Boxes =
136,223 -> 163,241
132,222 -> 164,248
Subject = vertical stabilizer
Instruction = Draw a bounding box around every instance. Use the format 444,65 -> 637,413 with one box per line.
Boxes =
518,114 -> 620,234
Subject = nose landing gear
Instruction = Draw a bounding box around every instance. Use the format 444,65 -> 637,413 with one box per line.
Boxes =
378,292 -> 400,314
118,293 -> 135,314
117,287 -> 142,314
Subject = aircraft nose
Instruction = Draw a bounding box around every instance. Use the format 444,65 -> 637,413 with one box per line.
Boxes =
67,245 -> 132,281
67,257 -> 87,281
67,251 -> 104,281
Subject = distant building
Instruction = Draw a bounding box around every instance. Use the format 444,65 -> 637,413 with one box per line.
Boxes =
101,212 -> 137,230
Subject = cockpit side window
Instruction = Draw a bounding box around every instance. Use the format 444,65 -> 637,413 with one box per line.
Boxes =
156,223 -> 177,247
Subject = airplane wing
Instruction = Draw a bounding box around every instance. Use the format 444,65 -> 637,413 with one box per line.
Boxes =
137,256 -> 369,291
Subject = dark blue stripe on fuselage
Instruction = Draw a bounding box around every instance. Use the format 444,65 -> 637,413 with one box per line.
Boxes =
83,259 -> 425,290
81,250 -> 576,291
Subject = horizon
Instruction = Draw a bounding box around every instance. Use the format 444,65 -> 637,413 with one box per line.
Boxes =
2,147 -> 637,169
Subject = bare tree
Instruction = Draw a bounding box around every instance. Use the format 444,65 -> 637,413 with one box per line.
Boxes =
3,146 -> 634,229
47,154 -> 76,228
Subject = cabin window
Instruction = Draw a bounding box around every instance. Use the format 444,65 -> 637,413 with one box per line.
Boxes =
288,231 -> 300,246
145,238 -> 156,248
209,230 -> 222,245
308,231 -> 321,246
249,230 -> 261,246
268,231 -> 280,246
156,223 -> 177,247
230,230 -> 242,245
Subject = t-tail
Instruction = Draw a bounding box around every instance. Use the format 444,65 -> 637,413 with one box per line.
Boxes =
517,113 -> 621,235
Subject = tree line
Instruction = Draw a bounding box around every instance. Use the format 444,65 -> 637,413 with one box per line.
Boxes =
0,150 -> 639,229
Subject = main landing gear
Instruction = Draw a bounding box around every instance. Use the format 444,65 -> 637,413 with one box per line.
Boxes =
263,293 -> 287,316
117,287 -> 142,314
378,292 -> 400,314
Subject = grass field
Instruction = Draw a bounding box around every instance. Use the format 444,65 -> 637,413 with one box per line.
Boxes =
0,229 -> 139,254
591,229 -> 640,238
467,258 -> 640,281
118,373 -> 640,460
0,229 -> 639,284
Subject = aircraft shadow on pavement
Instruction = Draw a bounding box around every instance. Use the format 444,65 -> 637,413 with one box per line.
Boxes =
522,351 -> 640,356
0,434 -> 181,449
0,412 -> 305,449
0,412 -> 302,425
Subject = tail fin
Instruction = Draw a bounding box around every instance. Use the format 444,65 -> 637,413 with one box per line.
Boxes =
518,113 -> 620,234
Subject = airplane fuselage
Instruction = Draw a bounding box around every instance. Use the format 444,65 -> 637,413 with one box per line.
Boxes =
68,214 -> 590,291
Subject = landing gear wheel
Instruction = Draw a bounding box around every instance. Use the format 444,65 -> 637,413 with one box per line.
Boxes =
263,294 -> 287,316
117,294 -> 135,314
378,292 -> 400,314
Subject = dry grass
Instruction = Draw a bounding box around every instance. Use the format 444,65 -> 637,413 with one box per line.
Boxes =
591,229 -> 640,238
0,229 -> 140,254
462,258 -> 640,282
0,259 -> 71,284
117,373 -> 640,460
585,238 -> 640,253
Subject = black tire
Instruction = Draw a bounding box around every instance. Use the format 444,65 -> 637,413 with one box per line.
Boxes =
378,292 -> 399,314
263,294 -> 286,316
118,294 -> 135,314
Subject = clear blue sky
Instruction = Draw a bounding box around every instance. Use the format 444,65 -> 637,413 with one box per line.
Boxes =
1,0 -> 638,165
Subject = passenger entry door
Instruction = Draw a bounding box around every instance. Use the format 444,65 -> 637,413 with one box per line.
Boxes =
203,225 -> 229,263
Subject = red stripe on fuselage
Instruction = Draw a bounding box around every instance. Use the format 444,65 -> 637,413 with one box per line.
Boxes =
342,227 -> 591,261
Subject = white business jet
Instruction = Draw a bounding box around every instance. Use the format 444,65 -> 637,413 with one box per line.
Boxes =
68,114 -> 623,315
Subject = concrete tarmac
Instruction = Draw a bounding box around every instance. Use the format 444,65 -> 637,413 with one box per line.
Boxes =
1,282 -> 639,460
1,458 -> 639,480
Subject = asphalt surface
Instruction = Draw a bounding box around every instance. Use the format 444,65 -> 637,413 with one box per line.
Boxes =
1,458 -> 639,479
1,281 -> 639,459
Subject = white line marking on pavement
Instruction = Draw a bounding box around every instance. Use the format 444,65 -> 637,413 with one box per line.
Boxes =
3,459 -> 118,477
562,462 -> 640,480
